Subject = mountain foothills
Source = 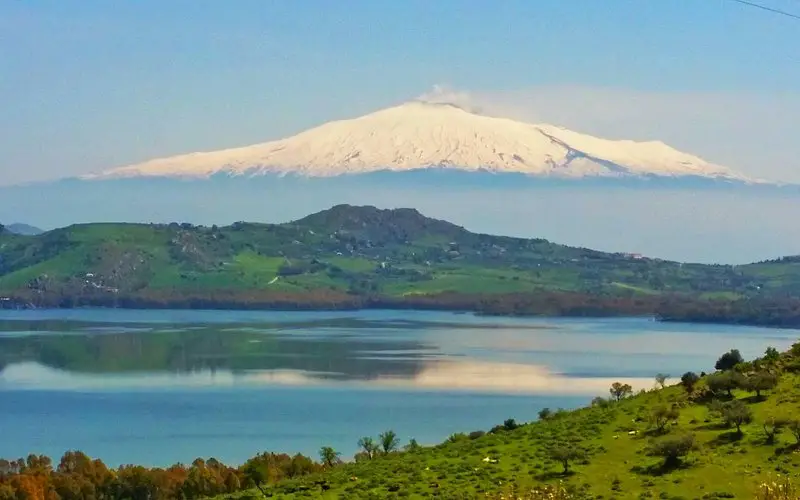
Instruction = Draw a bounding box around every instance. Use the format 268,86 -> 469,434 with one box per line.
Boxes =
2,342 -> 800,499
92,100 -> 748,182
2,204 -> 800,325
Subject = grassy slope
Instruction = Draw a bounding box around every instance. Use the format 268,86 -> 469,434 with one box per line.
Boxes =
3,205 -> 800,304
227,349 -> 800,500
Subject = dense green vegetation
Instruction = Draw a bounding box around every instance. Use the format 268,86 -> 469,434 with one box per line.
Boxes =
3,343 -> 800,499
3,204 -> 800,326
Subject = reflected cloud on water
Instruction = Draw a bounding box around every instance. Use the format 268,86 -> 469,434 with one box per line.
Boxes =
0,359 -> 657,395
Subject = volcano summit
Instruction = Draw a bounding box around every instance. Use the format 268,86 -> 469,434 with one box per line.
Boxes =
91,100 -> 747,182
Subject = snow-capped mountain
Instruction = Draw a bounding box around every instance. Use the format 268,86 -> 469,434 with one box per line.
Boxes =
91,100 -> 747,181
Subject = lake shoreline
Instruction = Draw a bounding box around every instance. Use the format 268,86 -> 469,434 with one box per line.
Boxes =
1,291 -> 798,330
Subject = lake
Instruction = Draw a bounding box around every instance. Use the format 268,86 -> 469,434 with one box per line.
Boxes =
0,309 -> 796,467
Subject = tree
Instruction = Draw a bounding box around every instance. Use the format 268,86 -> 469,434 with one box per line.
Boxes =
548,445 -> 583,474
538,408 -> 552,420
706,371 -> 744,397
762,416 -> 790,444
744,371 -> 779,398
650,404 -> 680,433
655,373 -> 669,389
788,419 -> 800,444
318,447 -> 340,468
378,430 -> 400,455
404,439 -> 421,453
647,433 -> 696,468
609,382 -> 633,401
720,400 -> 753,436
764,346 -> 780,365
680,372 -> 700,394
357,437 -> 378,459
715,349 -> 744,371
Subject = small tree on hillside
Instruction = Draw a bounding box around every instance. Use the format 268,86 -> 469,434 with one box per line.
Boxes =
378,430 -> 400,455
650,404 -> 680,434
538,408 -> 553,420
318,446 -> 340,468
655,373 -> 669,389
549,445 -> 583,474
647,433 -> 696,468
721,400 -> 753,436
764,346 -> 780,365
745,371 -> 779,398
715,349 -> 744,371
357,437 -> 378,459
610,382 -> 633,401
762,416 -> 790,444
788,419 -> 800,445
706,371 -> 744,397
680,371 -> 700,394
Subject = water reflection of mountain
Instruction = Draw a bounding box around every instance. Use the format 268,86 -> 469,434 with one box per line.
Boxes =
0,320 -> 437,381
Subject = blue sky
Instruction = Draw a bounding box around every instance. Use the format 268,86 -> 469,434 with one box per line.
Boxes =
1,0 -> 799,184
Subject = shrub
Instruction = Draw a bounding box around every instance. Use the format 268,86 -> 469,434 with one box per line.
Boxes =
646,433 -> 697,468
762,416 -> 790,444
650,404 -> 680,433
680,372 -> 700,394
538,408 -> 553,420
755,475 -> 798,500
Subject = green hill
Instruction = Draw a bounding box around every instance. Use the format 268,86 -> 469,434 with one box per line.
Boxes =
225,343 -> 800,499
2,204 -> 800,324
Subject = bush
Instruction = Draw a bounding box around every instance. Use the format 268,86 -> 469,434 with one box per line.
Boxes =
538,408 -> 553,420
650,404 -> 680,433
762,416 -> 791,444
680,372 -> 700,394
647,433 -> 697,468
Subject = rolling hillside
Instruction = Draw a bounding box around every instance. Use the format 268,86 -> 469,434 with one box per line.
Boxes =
1,205 -> 800,319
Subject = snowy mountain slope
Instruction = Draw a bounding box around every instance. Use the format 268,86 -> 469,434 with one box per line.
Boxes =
91,100 -> 748,181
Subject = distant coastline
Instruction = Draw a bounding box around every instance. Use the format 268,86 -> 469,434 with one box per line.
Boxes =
2,291 -> 798,330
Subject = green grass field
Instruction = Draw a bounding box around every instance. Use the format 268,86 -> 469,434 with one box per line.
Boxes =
218,344 -> 800,499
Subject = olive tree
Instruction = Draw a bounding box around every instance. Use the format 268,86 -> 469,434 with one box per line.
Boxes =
650,404 -> 680,434
744,371 -> 779,398
357,437 -> 378,459
609,382 -> 633,401
647,433 -> 696,468
680,372 -> 700,394
721,400 -> 753,436
549,445 -> 584,474
715,349 -> 744,371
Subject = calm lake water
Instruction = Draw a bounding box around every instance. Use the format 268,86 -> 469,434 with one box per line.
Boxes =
0,309 -> 797,467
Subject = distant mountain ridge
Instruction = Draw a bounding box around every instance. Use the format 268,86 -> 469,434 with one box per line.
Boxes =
89,100 -> 750,182
2,204 -> 800,319
2,223 -> 44,235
